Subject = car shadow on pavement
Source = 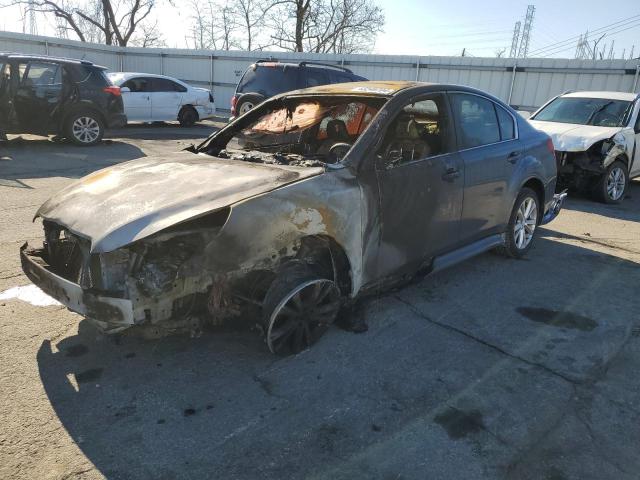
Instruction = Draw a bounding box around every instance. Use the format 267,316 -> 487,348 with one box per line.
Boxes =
107,122 -> 219,141
35,236 -> 640,480
0,137 -> 145,187
561,179 -> 640,224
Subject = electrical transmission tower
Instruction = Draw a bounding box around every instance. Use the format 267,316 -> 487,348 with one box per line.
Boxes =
517,5 -> 535,58
28,0 -> 37,35
509,21 -> 521,58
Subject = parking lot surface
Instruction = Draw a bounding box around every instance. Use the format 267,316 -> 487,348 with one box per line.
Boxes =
1,124 -> 640,480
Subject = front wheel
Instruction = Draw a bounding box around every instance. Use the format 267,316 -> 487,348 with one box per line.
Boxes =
65,112 -> 104,146
262,263 -> 341,355
593,160 -> 628,204
501,187 -> 540,258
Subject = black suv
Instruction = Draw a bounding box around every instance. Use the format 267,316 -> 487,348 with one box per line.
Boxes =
0,53 -> 126,145
230,60 -> 367,119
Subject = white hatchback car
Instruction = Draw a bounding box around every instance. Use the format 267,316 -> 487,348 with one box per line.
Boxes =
107,72 -> 215,127
529,91 -> 640,203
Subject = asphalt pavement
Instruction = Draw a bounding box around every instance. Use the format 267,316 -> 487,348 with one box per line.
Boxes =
1,124 -> 640,480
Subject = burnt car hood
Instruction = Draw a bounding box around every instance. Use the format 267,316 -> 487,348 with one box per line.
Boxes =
529,120 -> 623,151
36,151 -> 324,253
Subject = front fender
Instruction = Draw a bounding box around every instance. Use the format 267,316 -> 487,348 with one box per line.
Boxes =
206,170 -> 364,296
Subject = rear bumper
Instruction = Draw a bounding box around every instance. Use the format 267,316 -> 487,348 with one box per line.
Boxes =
20,243 -> 134,332
106,113 -> 127,129
194,104 -> 216,120
540,191 -> 567,225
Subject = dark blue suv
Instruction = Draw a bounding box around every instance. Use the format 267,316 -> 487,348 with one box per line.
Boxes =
230,60 -> 367,120
0,53 -> 126,145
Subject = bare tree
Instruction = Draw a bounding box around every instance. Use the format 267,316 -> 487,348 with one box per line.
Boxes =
3,0 -> 163,46
188,0 -> 239,50
270,0 -> 384,53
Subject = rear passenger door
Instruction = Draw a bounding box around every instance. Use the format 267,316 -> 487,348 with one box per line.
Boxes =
450,92 -> 520,244
14,61 -> 63,133
150,77 -> 185,121
121,77 -> 152,121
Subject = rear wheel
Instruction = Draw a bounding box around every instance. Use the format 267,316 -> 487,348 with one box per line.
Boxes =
65,111 -> 104,146
236,94 -> 263,117
500,187 -> 540,258
593,160 -> 628,204
178,106 -> 198,127
262,263 -> 341,355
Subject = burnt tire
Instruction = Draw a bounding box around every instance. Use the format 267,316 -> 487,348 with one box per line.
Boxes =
178,106 -> 198,127
262,263 -> 341,355
593,160 -> 628,204
499,187 -> 540,259
65,111 -> 104,146
236,94 -> 263,117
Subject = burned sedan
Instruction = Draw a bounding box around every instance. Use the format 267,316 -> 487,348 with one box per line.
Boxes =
21,81 -> 565,355
529,91 -> 640,204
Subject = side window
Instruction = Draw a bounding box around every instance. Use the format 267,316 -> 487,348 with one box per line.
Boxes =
151,78 -> 185,92
635,111 -> 640,133
496,105 -> 515,140
306,68 -> 329,87
451,93 -> 500,149
172,81 -> 187,92
122,77 -> 150,93
330,72 -> 354,84
379,94 -> 453,167
23,62 -> 61,86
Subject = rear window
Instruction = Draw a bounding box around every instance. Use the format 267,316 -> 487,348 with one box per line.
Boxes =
237,65 -> 299,96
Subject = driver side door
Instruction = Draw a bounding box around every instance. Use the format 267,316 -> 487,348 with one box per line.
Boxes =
374,93 -> 464,279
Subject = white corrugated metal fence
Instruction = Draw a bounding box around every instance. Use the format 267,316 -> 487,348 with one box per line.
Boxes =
1,31 -> 639,113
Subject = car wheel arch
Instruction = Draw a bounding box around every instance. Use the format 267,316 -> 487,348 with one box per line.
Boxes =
518,177 -> 545,224
178,105 -> 199,120
288,234 -> 353,297
61,104 -> 106,132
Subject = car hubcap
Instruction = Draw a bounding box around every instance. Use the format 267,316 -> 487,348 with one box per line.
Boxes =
72,117 -> 100,143
239,102 -> 254,115
606,166 -> 626,201
266,279 -> 340,355
514,197 -> 537,250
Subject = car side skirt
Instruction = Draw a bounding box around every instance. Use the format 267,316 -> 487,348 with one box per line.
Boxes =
431,234 -> 505,274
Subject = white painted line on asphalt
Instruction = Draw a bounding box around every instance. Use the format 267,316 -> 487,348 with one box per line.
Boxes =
0,284 -> 61,307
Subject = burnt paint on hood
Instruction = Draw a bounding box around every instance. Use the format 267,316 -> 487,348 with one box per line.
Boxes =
36,151 -> 324,253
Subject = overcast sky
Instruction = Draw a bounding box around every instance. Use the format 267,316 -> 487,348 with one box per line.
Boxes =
1,0 -> 639,59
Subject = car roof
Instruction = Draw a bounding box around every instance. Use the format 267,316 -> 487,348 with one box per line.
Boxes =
108,71 -> 189,84
562,91 -> 637,101
286,80 -> 423,97
0,52 -> 104,68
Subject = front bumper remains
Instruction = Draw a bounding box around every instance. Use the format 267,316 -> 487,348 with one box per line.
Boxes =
20,243 -> 134,332
540,191 -> 568,225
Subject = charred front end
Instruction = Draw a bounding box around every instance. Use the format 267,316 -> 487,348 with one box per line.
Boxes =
21,210 -> 234,334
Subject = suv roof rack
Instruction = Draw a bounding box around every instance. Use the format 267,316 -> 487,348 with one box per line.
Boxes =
298,61 -> 352,73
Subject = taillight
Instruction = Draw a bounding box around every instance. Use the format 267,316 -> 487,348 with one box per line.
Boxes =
231,95 -> 238,116
103,86 -> 121,97
546,137 -> 555,154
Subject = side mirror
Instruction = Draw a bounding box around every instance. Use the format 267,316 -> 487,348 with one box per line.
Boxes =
120,86 -> 130,93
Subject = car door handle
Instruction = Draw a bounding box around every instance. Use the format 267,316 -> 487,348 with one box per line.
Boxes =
507,151 -> 521,163
442,167 -> 460,181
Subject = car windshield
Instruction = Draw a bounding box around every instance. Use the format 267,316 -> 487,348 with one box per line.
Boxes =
210,96 -> 385,166
532,96 -> 632,127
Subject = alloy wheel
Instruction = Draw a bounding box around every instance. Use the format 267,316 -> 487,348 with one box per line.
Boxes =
266,279 -> 340,355
239,102 -> 254,115
606,166 -> 626,201
72,116 -> 100,144
514,196 -> 537,250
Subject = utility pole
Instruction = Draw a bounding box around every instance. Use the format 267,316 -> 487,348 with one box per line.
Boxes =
517,5 -> 535,58
510,21 -> 521,58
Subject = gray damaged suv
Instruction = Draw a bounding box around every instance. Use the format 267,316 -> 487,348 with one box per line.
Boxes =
21,81 -> 565,354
